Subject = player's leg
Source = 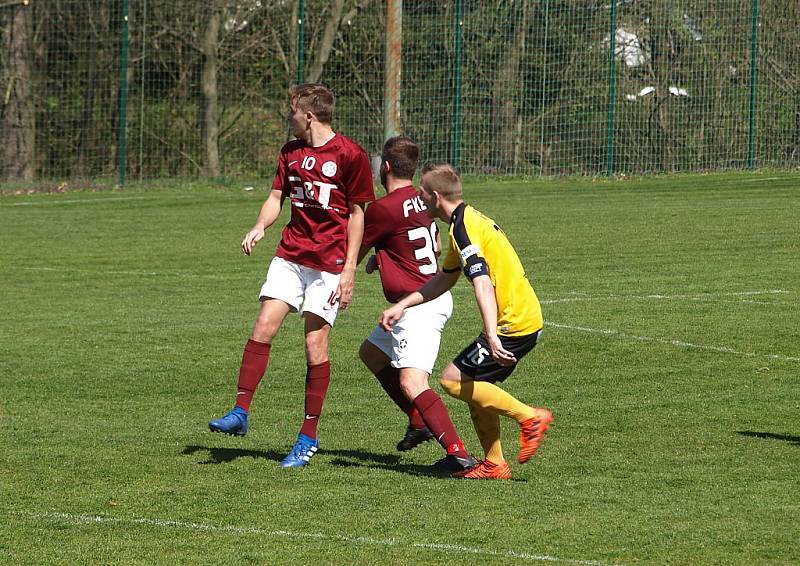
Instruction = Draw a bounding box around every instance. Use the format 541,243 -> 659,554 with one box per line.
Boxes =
449,331 -> 553,464
359,332 -> 427,442
394,293 -> 474,471
280,313 -> 332,468
209,257 -> 303,436
441,362 -> 536,421
438,364 -> 513,479
280,266 -> 339,468
466,403 -> 504,464
300,312 -> 332,437
440,331 -> 552,463
453,404 -> 512,480
236,299 -> 292,408
399,368 -> 472,467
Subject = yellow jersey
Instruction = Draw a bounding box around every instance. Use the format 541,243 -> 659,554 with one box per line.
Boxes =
442,203 -> 542,337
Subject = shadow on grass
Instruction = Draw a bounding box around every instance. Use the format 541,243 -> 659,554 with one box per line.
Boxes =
182,445 -> 284,465
737,431 -> 800,446
325,448 -> 528,482
181,445 -> 527,481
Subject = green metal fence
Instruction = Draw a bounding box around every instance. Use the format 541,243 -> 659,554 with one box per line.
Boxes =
1,0 -> 797,185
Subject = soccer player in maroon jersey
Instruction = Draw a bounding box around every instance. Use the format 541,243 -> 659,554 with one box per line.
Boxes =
209,84 -> 375,468
358,136 -> 476,473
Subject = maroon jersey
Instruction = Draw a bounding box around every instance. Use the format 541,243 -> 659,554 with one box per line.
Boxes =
362,185 -> 441,302
272,134 -> 375,273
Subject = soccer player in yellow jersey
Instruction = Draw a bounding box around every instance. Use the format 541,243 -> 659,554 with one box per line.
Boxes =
381,163 -> 553,480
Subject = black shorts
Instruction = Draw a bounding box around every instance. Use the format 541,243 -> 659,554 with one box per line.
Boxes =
452,329 -> 541,383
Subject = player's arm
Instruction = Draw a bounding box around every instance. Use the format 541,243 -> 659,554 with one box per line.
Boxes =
242,188 -> 283,256
336,202 -> 366,310
471,274 -> 516,366
380,269 -> 459,331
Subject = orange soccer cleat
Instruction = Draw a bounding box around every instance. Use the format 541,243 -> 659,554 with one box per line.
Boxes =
454,459 -> 513,480
518,407 -> 553,464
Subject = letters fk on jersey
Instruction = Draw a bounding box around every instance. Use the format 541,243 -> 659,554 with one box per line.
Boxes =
402,195 -> 427,218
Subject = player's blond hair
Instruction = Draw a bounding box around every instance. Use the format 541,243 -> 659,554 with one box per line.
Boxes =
420,162 -> 463,201
290,83 -> 335,124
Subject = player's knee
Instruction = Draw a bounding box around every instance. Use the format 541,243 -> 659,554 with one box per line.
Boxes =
439,363 -> 463,397
252,317 -> 278,343
439,377 -> 461,398
304,334 -> 329,361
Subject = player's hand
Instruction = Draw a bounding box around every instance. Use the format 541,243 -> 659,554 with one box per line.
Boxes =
380,304 -> 405,331
241,227 -> 265,256
365,255 -> 378,274
487,334 -> 516,366
336,265 -> 356,310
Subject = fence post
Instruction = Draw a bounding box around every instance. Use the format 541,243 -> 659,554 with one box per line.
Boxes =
118,0 -> 130,188
748,0 -> 759,169
384,0 -> 402,140
296,0 -> 305,84
452,0 -> 464,168
605,0 -> 618,177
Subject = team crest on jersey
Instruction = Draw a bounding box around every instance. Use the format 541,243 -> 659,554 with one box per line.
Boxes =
322,161 -> 338,177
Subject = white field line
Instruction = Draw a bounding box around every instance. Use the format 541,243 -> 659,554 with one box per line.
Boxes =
546,321 -> 799,362
541,290 -> 788,305
19,511 -> 618,566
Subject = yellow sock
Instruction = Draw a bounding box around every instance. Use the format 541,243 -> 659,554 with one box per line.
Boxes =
468,403 -> 505,464
441,378 -> 535,423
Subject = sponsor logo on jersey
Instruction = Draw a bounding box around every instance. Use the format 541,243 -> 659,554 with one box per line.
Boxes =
322,161 -> 338,177
460,244 -> 480,262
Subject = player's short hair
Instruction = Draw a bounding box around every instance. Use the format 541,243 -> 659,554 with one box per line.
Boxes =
290,83 -> 335,124
382,136 -> 419,180
420,162 -> 463,201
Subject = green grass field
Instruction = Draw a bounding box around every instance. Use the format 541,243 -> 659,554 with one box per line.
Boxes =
1,172 -> 798,565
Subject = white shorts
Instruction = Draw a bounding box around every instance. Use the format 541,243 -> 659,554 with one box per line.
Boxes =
259,257 -> 341,326
367,291 -> 453,374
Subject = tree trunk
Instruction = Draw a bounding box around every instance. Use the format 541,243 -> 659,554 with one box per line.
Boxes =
647,3 -> 673,172
305,0 -> 346,84
76,36 -> 98,177
491,0 -> 529,173
1,4 -> 35,181
201,9 -> 221,177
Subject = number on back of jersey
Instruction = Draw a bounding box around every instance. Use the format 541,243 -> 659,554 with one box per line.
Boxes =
407,221 -> 439,275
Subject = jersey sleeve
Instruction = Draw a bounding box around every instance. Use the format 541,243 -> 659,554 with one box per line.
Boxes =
343,146 -> 376,205
450,209 -> 490,280
361,200 -> 393,249
271,146 -> 289,195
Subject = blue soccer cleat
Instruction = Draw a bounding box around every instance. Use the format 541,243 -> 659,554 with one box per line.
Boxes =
280,433 -> 319,468
208,406 -> 249,437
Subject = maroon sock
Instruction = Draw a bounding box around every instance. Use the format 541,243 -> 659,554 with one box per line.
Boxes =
407,407 -> 426,430
234,339 -> 271,412
299,360 -> 331,439
375,366 -> 414,414
413,389 -> 467,456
